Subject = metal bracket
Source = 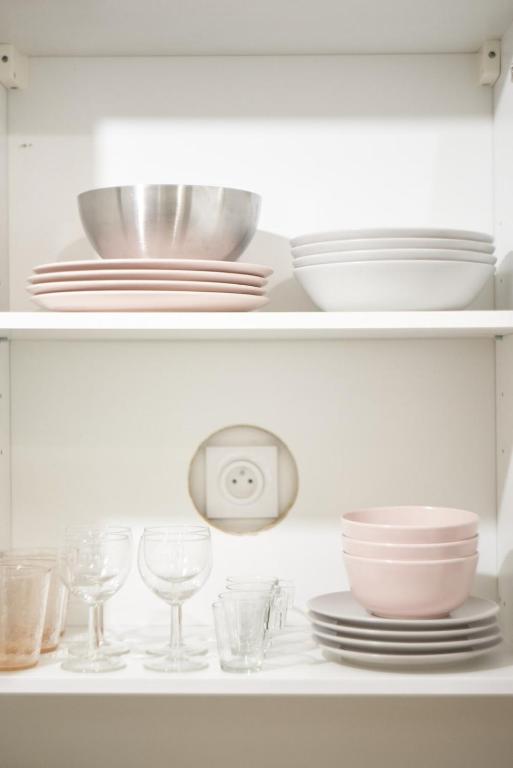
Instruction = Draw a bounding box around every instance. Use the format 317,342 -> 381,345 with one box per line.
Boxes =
478,40 -> 501,86
0,45 -> 29,90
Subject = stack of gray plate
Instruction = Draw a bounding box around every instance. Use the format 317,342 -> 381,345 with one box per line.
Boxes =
307,592 -> 502,667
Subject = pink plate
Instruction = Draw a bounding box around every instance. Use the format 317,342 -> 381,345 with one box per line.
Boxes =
29,268 -> 267,288
28,279 -> 264,296
31,290 -> 269,312
32,259 -> 273,278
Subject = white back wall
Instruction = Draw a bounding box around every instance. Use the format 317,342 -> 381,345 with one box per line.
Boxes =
10,338 -> 496,627
7,54 -> 493,310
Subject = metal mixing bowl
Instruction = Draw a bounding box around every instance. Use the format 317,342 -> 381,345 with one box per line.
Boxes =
77,184 -> 261,261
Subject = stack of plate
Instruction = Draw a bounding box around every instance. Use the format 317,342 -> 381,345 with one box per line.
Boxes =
29,183 -> 272,312
27,259 -> 272,312
307,592 -> 502,667
291,228 -> 496,311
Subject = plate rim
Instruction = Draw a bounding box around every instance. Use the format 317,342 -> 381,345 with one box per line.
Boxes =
307,592 -> 500,628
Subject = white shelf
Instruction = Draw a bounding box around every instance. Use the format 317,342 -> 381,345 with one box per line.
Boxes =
1,311 -> 513,341
0,0 -> 511,56
1,644 -> 512,697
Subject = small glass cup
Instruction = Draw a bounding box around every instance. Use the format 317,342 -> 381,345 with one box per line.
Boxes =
0,549 -> 68,653
213,593 -> 269,673
0,563 -> 51,671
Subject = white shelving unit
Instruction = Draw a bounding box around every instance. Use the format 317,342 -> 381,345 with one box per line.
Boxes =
2,1 -> 513,765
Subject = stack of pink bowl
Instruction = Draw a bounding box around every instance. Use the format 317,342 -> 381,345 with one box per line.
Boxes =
341,506 -> 479,619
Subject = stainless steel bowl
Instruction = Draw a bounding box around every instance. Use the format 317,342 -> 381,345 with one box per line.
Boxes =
77,184 -> 261,261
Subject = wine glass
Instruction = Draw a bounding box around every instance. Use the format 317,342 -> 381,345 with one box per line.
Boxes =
58,530 -> 131,673
65,525 -> 133,657
138,525 -> 212,673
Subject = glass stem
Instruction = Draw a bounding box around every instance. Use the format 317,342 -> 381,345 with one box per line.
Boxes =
169,603 -> 182,660
88,604 -> 101,659
96,604 -> 105,646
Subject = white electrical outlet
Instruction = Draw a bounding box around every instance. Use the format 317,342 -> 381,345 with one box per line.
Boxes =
205,446 -> 278,520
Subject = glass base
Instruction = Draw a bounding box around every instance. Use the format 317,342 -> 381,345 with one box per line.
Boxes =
143,654 -> 208,673
144,639 -> 208,657
61,654 -> 126,673
68,639 -> 130,658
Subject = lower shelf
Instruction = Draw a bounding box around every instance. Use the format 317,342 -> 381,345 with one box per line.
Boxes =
1,639 -> 512,696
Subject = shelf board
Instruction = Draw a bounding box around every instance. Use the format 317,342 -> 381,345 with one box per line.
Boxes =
1,643 -> 512,697
1,0 -> 512,56
1,311 -> 513,341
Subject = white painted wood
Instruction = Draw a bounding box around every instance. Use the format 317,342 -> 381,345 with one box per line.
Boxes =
0,311 -> 513,340
0,0 -> 512,55
9,338 -> 496,629
0,340 -> 10,549
8,56 -> 493,311
0,640 -> 511,695
0,85 -> 7,312
494,19 -> 513,308
496,334 -> 513,640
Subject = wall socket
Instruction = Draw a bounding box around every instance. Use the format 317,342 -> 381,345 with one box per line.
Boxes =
205,446 -> 278,520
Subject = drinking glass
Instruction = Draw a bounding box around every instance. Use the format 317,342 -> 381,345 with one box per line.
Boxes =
0,563 -> 51,670
58,530 -> 131,673
138,525 -> 212,673
65,525 -> 133,657
213,593 -> 269,672
0,548 -> 68,652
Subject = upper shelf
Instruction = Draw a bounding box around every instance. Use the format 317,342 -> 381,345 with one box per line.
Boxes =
1,0 -> 512,56
1,311 -> 513,341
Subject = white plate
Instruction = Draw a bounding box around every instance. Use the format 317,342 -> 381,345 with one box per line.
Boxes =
309,614 -> 498,640
31,290 -> 270,312
291,228 -> 494,247
291,238 -> 496,257
319,637 -> 503,667
292,249 -> 496,267
307,593 -> 499,629
32,259 -> 273,278
294,259 -> 494,311
29,269 -> 267,288
28,279 -> 264,296
312,626 -> 501,652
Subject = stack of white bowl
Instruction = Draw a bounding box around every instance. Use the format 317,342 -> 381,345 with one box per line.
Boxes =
28,184 -> 272,312
306,505 -> 502,667
291,228 -> 496,310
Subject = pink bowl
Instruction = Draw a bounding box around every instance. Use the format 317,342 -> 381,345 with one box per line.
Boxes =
341,506 -> 478,544
343,552 -> 478,618
342,534 -> 478,560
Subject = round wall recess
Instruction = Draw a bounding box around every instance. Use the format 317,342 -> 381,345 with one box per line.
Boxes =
188,424 -> 299,535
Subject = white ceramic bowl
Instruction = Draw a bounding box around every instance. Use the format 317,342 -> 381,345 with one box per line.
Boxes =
294,259 -> 493,311
343,552 -> 478,618
292,248 -> 496,267
290,228 -> 494,248
342,534 -> 478,560
291,238 -> 496,257
341,506 -> 479,544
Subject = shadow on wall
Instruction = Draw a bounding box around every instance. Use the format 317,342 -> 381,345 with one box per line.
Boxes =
495,251 -> 513,309
241,230 -> 318,312
54,229 -> 319,312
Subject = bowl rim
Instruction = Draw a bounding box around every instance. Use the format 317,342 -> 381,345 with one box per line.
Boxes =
341,506 -> 479,531
343,552 -> 479,566
77,184 -> 262,201
294,259 -> 494,272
